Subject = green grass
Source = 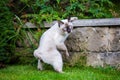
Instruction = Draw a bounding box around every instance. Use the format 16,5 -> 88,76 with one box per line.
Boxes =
0,65 -> 120,80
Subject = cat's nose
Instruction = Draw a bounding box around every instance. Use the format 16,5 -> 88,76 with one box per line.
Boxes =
67,28 -> 71,33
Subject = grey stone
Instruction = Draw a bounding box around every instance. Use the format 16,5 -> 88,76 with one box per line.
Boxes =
65,27 -> 120,68
87,52 -> 120,68
68,52 -> 87,66
66,27 -> 120,52
109,27 -> 120,51
24,22 -> 36,28
87,52 -> 104,67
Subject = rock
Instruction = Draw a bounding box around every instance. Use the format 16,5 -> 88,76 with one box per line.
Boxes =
16,31 -> 38,47
68,52 -> 87,66
87,52 -> 104,67
65,27 -> 88,52
87,52 -> 120,68
109,27 -> 120,51
24,22 -> 36,28
66,27 -> 120,52
65,27 -> 120,68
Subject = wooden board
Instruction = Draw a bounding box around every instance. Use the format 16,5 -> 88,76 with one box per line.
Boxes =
44,18 -> 120,27
72,18 -> 120,27
23,18 -> 120,28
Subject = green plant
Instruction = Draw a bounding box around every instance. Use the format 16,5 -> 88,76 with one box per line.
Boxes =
0,0 -> 37,64
18,0 -> 114,24
65,0 -> 113,18
0,0 -> 15,64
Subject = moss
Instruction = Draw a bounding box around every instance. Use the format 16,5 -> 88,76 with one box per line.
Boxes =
68,52 -> 87,67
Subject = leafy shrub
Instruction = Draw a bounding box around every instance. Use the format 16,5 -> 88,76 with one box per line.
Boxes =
19,0 -> 113,24
0,0 -> 34,64
0,0 -> 15,63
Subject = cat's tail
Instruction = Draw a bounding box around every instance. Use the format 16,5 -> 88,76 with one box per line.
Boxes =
33,49 -> 42,59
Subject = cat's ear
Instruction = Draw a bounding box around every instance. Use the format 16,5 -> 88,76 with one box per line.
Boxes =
58,20 -> 64,27
67,16 -> 71,22
68,17 -> 78,22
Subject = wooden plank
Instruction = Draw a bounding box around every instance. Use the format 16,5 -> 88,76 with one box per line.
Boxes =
72,18 -> 120,27
43,21 -> 57,28
44,18 -> 120,27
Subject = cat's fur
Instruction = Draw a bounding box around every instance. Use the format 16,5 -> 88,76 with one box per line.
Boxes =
34,17 -> 77,73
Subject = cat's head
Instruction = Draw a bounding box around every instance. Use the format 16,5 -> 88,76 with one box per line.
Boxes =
58,17 -> 77,34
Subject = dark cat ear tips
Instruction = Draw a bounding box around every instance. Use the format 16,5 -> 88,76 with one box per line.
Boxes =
67,16 -> 71,22
58,20 -> 64,27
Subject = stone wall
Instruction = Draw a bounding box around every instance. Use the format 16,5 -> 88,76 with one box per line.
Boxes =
22,18 -> 120,68
65,27 -> 120,69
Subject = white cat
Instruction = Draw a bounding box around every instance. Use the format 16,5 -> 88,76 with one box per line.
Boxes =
34,17 -> 77,73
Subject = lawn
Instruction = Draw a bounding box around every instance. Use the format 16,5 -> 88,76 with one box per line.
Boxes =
0,65 -> 120,80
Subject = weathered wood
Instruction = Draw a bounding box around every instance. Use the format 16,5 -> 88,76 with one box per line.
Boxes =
44,18 -> 120,27
72,18 -> 120,27
23,18 -> 120,28
44,21 -> 57,28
